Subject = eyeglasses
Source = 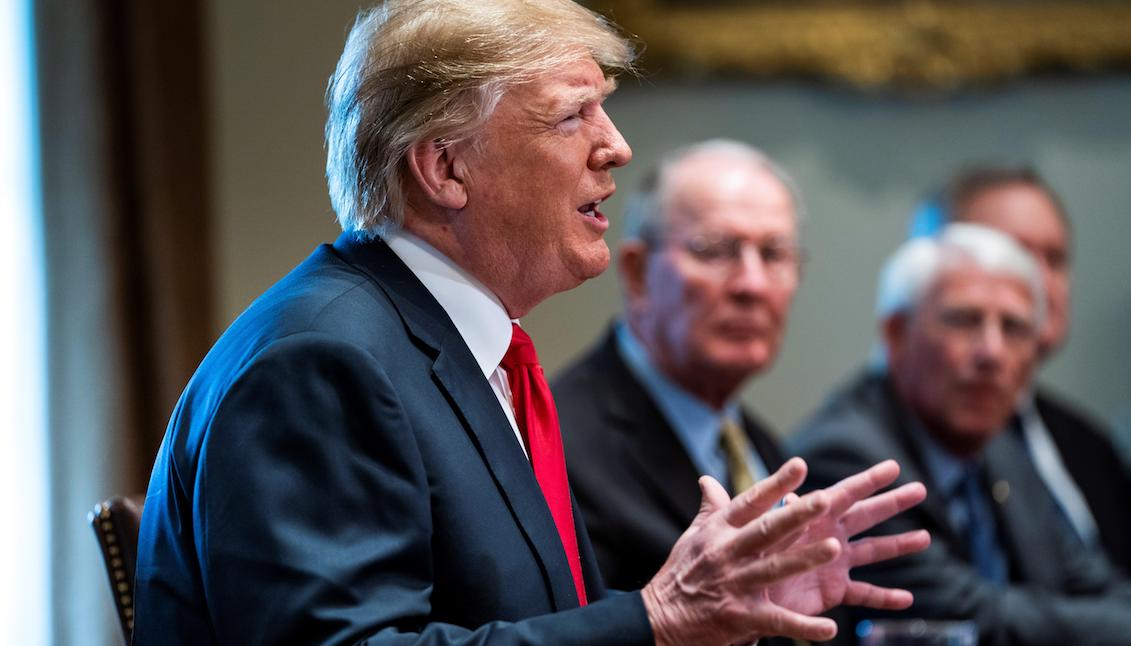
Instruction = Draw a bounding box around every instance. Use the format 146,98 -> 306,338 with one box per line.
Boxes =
671,233 -> 804,281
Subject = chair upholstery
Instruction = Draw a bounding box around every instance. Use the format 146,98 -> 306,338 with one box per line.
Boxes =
89,494 -> 145,645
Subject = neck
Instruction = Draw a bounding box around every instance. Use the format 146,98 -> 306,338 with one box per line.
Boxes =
403,214 -> 538,319
924,422 -> 987,460
625,318 -> 743,410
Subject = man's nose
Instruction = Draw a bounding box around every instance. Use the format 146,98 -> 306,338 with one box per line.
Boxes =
972,322 -> 1007,369
590,107 -> 632,170
727,246 -> 771,296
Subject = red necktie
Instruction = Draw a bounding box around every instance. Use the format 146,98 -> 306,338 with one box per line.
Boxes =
500,323 -> 587,606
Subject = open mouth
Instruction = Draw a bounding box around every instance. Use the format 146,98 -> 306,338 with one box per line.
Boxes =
577,199 -> 603,219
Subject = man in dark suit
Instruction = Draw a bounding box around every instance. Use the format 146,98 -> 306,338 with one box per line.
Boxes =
555,141 -> 798,594
133,2 -> 932,645
792,224 -> 1131,645
912,165 -> 1131,572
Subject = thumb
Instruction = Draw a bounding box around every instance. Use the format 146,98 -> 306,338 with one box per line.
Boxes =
690,475 -> 732,529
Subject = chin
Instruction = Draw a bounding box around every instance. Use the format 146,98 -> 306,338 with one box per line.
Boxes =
721,344 -> 773,369
710,355 -> 770,381
573,248 -> 611,281
955,418 -> 1003,441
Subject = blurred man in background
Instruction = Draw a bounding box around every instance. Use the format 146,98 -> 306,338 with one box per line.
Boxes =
792,224 -> 1131,645
555,141 -> 800,603
912,166 -> 1131,572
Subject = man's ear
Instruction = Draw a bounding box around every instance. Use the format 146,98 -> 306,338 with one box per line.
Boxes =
618,241 -> 651,309
406,139 -> 468,210
881,312 -> 908,368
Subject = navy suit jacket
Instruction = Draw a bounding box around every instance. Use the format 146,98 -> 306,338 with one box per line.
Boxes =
134,235 -> 653,645
790,371 -> 1131,646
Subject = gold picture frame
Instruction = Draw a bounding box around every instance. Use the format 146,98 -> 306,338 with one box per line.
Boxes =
590,0 -> 1131,90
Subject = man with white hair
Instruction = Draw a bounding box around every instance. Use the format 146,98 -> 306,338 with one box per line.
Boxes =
792,223 -> 1131,645
555,140 -> 802,602
133,2 -> 929,645
913,165 -> 1131,572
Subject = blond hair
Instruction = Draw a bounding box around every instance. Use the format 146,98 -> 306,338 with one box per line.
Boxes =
325,0 -> 636,237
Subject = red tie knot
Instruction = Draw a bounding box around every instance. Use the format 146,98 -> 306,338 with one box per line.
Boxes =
502,323 -> 539,369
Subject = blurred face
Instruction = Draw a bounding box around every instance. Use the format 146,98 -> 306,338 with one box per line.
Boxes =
886,265 -> 1040,457
625,154 -> 801,407
958,183 -> 1070,358
454,57 -> 632,317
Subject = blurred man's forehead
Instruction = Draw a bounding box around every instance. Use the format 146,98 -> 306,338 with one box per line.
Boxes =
958,183 -> 1066,233
665,160 -> 795,227
928,266 -> 1035,314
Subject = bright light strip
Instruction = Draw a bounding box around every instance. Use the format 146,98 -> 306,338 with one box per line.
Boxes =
0,0 -> 50,643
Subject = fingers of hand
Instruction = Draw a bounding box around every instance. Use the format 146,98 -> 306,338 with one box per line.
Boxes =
842,580 -> 915,610
748,608 -> 839,643
847,530 -> 931,568
842,481 -> 927,537
825,460 -> 901,517
736,536 -> 840,588
725,457 -> 808,527
734,489 -> 831,554
695,475 -> 732,521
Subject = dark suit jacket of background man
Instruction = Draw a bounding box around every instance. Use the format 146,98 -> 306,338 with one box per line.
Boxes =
789,370 -> 1131,646
1033,387 -> 1131,573
133,235 -> 654,645
552,327 -> 786,590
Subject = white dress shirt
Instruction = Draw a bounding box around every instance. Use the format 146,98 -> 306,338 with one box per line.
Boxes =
385,230 -> 527,457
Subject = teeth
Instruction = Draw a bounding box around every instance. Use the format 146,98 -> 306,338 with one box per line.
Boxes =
580,199 -> 601,218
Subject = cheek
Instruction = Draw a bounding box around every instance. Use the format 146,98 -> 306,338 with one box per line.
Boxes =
1005,349 -> 1035,381
1049,279 -> 1069,309
766,286 -> 797,326
913,343 -> 959,396
661,287 -> 715,347
940,338 -> 974,373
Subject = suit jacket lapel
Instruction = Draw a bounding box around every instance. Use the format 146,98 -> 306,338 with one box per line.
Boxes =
982,431 -> 1062,587
596,330 -> 702,523
331,234 -> 580,610
739,410 -> 785,474
572,490 -> 608,600
866,374 -> 963,545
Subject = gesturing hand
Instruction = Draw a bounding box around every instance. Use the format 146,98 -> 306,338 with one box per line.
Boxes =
767,460 -> 929,617
640,458 -> 929,646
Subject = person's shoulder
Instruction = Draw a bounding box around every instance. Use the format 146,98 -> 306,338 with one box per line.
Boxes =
179,243 -> 416,420
552,324 -> 621,398
1034,385 -> 1112,436
221,243 -> 413,361
788,371 -> 901,486
1034,384 -> 1131,476
790,371 -> 891,449
553,325 -> 650,460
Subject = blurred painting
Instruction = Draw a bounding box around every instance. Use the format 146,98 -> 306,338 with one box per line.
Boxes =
585,0 -> 1131,90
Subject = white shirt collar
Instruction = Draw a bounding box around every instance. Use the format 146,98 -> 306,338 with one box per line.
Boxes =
384,230 -> 513,378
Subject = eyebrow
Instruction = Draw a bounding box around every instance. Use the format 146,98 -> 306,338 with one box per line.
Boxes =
545,75 -> 618,114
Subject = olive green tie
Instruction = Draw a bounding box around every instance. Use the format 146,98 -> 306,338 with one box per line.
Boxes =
719,419 -> 755,495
